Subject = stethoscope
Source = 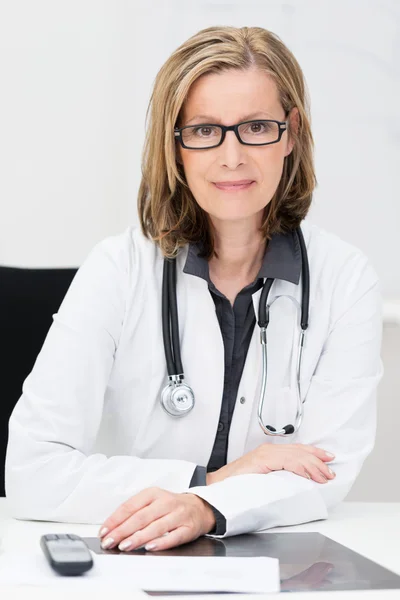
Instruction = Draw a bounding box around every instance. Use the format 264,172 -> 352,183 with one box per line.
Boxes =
161,226 -> 310,437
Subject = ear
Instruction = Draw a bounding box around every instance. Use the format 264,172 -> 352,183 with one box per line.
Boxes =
284,107 -> 300,158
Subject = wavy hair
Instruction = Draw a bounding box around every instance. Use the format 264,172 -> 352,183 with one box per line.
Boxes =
138,26 -> 317,259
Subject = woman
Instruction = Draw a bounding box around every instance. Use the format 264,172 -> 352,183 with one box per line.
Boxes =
5,26 -> 383,553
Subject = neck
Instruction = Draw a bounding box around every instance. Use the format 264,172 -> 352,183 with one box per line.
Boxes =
208,216 -> 266,281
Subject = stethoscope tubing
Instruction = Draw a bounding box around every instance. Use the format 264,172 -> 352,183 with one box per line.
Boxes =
161,226 -> 310,435
257,227 -> 309,436
162,257 -> 184,377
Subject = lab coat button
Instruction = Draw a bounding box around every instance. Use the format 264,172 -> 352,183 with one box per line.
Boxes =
217,421 -> 224,432
240,396 -> 246,404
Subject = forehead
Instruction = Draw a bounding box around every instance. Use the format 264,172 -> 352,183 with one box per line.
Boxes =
181,69 -> 281,122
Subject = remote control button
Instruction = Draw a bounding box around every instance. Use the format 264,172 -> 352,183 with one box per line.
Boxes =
44,534 -> 58,540
67,534 -> 81,540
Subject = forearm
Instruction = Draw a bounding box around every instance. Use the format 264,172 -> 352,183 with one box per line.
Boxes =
6,420 -> 199,523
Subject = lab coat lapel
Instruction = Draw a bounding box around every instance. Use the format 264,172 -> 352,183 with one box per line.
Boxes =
226,286 -> 265,462
177,250 -> 225,463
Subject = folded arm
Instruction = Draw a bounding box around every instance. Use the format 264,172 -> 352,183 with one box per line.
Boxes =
188,254 -> 384,537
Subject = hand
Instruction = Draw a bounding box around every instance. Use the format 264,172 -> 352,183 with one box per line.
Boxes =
207,443 -> 335,485
98,487 -> 216,552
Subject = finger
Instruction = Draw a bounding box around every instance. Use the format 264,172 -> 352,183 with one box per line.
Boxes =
98,487 -> 162,538
118,514 -> 180,551
144,526 -> 193,552
101,501 -> 171,550
300,445 -> 335,462
308,456 -> 336,480
289,464 -> 314,482
299,468 -> 335,483
301,468 -> 312,481
302,456 -> 336,484
303,464 -> 328,483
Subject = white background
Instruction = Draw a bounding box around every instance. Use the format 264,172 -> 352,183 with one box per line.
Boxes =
0,0 -> 399,500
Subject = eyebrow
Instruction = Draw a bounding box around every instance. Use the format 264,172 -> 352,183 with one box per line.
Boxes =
185,111 -> 276,125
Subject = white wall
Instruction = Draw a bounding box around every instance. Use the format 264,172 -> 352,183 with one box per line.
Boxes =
347,322 -> 400,501
1,0 -> 398,290
1,0 -> 399,498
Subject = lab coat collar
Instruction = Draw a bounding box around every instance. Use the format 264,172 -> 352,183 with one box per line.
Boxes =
182,228 -> 301,285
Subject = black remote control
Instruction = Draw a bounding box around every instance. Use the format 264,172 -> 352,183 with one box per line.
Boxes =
40,534 -> 94,576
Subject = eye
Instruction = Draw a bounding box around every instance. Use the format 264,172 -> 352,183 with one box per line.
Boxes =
246,121 -> 272,133
192,126 -> 218,137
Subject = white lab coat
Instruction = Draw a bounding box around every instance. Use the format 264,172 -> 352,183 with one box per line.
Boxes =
5,219 -> 384,537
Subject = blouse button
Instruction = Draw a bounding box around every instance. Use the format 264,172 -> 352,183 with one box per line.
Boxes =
240,397 -> 246,404
217,422 -> 224,432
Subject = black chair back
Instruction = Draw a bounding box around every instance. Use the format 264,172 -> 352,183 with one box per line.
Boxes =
0,265 -> 77,496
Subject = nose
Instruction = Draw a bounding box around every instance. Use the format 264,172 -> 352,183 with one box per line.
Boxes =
217,129 -> 247,169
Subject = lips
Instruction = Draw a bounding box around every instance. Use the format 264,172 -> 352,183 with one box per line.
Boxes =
213,180 -> 255,191
214,180 -> 254,186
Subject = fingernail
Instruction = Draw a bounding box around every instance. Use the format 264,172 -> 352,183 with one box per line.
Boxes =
118,540 -> 132,551
101,537 -> 115,549
145,542 -> 157,551
325,452 -> 335,458
328,468 -> 336,477
99,527 -> 109,537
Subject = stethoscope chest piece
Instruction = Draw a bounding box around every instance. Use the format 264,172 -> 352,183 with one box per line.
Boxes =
161,376 -> 195,417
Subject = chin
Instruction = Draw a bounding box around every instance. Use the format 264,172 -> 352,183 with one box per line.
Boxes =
209,210 -> 259,223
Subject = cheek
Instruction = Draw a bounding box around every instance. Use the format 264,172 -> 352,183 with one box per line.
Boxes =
181,155 -> 209,188
257,151 -> 285,186
260,143 -> 285,165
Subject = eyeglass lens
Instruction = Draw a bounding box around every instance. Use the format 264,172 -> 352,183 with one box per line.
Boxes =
181,120 -> 280,148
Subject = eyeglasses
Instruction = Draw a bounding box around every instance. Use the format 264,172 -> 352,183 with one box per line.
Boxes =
174,118 -> 288,149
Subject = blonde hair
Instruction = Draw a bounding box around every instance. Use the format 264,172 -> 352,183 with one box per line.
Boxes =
138,26 -> 317,259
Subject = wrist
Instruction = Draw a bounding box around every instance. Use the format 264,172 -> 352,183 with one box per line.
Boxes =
206,471 -> 216,485
198,497 -> 216,533
184,493 -> 216,533
207,466 -> 227,485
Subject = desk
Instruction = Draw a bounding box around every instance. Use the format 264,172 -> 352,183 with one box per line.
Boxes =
1,499 -> 400,599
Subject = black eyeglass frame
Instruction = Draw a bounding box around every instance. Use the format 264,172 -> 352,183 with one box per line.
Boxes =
174,118 -> 288,149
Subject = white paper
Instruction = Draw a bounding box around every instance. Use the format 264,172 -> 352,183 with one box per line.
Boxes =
112,555 -> 280,593
0,550 -> 280,593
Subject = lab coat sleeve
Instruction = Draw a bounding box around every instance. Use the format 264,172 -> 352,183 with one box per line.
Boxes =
189,466 -> 207,487
188,467 -> 227,534
5,234 -> 199,523
187,252 -> 384,538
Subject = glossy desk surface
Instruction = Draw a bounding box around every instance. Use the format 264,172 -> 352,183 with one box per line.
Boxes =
1,500 -> 399,599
